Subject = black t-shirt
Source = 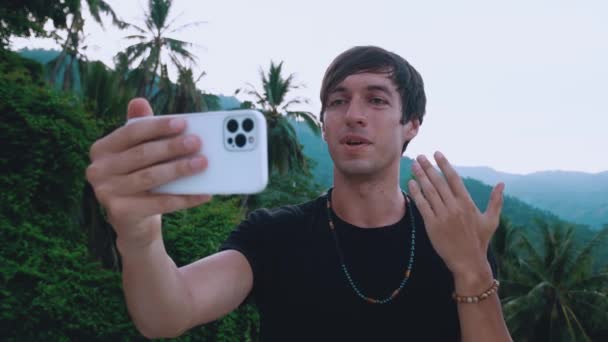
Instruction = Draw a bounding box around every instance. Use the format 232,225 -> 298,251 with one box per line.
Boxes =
219,193 -> 497,342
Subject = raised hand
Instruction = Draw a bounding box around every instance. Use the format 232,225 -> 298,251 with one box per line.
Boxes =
407,151 -> 504,290
86,98 -> 212,250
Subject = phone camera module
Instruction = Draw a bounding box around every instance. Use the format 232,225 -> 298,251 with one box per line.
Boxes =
227,119 -> 239,133
235,133 -> 247,147
242,118 -> 254,132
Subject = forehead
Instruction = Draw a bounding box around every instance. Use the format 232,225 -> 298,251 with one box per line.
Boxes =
331,72 -> 398,94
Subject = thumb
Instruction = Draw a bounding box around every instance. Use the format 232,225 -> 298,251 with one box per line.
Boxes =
485,182 -> 505,222
127,98 -> 153,120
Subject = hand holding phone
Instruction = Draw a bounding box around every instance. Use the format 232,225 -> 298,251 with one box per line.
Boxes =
127,110 -> 269,195
86,99 -> 268,249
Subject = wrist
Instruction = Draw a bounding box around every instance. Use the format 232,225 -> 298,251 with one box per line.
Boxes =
452,261 -> 494,296
116,230 -> 163,259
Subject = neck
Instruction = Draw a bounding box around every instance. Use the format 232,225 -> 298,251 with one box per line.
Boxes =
331,168 -> 405,228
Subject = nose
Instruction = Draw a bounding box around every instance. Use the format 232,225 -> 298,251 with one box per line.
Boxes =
344,97 -> 367,127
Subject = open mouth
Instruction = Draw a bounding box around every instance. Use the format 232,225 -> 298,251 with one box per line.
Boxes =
346,140 -> 367,146
340,135 -> 372,146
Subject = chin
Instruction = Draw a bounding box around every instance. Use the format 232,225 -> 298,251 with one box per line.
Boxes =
334,159 -> 380,177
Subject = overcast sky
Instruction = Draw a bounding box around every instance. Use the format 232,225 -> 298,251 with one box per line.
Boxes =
12,0 -> 608,174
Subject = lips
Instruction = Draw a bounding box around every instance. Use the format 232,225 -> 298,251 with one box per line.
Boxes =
339,135 -> 372,146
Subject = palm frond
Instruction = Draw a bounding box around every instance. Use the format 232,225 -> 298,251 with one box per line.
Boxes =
518,233 -> 544,268
168,20 -> 208,33
569,227 -> 608,277
86,0 -> 103,25
561,304 -> 592,341
161,9 -> 185,33
503,281 -> 551,337
571,272 -> 608,290
149,0 -> 172,32
90,0 -> 128,29
124,35 -> 147,40
281,97 -> 308,111
123,22 -> 148,34
286,111 -> 321,135
549,226 -> 575,283
163,37 -> 197,63
123,42 -> 153,66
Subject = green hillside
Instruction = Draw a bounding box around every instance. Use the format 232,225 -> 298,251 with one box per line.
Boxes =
456,166 -> 608,229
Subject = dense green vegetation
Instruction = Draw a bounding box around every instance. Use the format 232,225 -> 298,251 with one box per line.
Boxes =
1,1 -> 607,340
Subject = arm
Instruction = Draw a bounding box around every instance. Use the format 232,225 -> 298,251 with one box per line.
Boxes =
86,98 -> 252,338
119,239 -> 252,338
408,151 -> 512,342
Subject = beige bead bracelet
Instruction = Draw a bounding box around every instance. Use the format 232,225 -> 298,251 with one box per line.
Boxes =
452,279 -> 500,304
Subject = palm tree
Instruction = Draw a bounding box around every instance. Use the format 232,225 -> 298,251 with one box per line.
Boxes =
81,60 -> 136,127
239,61 -> 321,174
48,0 -> 125,91
491,216 -> 519,280
500,220 -> 608,341
121,0 -> 204,99
151,63 -> 207,114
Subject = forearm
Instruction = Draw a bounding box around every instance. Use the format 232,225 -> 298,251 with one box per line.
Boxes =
455,264 -> 512,342
118,237 -> 194,338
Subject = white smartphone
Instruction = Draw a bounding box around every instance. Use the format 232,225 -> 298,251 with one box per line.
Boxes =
126,110 -> 268,195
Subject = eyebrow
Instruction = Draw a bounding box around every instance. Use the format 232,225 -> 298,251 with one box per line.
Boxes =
329,85 -> 395,98
366,85 -> 394,98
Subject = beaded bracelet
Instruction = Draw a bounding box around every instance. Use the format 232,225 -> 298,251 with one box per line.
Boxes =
452,279 -> 500,304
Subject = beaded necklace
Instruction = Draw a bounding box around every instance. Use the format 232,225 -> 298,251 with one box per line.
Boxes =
326,188 -> 416,304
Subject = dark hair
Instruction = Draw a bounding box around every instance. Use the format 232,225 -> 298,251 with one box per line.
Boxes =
319,46 -> 427,152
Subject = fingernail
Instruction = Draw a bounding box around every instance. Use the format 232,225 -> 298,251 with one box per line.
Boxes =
435,151 -> 444,159
170,118 -> 186,130
190,157 -> 206,170
417,155 -> 427,163
183,136 -> 198,149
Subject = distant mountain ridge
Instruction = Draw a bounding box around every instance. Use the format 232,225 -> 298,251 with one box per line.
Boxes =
455,166 -> 608,229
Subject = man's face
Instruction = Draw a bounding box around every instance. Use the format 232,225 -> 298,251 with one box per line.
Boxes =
322,72 -> 419,178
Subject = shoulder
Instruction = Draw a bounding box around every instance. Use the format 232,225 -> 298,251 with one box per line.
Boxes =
219,194 -> 327,254
245,194 -> 326,227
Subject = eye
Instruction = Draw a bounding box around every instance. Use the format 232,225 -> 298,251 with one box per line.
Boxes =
370,97 -> 389,105
328,98 -> 346,107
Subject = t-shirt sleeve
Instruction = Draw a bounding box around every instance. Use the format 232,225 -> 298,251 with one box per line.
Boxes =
218,208 -> 270,303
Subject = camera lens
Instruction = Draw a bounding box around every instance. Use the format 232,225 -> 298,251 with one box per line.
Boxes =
235,134 -> 246,147
242,118 -> 254,132
227,137 -> 233,145
227,119 -> 238,133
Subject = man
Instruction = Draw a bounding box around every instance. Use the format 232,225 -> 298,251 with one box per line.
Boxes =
86,46 -> 512,341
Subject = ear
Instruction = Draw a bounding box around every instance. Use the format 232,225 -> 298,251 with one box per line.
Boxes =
322,122 -> 327,141
402,117 -> 420,142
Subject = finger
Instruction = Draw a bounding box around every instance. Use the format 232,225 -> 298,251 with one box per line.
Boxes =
433,151 -> 470,200
127,98 -> 153,119
411,158 -> 447,214
99,134 -> 202,176
485,182 -> 505,224
408,179 -> 436,222
417,154 -> 456,206
110,156 -> 208,195
110,194 -> 213,218
90,116 -> 186,159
